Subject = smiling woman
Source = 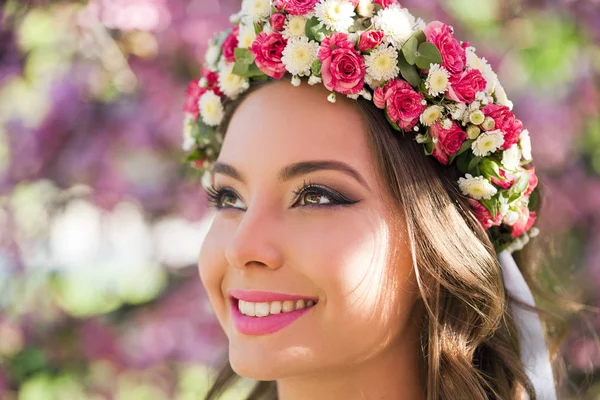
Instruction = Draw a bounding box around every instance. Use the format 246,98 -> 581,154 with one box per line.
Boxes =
184,1 -> 561,399
195,77 -> 553,400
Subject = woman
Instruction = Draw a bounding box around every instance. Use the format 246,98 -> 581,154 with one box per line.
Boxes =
183,1 -> 559,398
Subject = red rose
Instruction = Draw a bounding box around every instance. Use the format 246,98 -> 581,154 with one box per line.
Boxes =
468,199 -> 502,230
429,120 -> 467,165
523,167 -> 538,197
318,33 -> 366,95
274,0 -> 320,15
491,169 -> 515,190
424,21 -> 466,75
373,79 -> 426,131
250,32 -> 288,79
481,104 -> 523,149
358,30 -> 385,52
184,79 -> 205,119
270,13 -> 287,32
510,208 -> 537,239
202,68 -> 221,95
222,26 -> 239,63
446,68 -> 487,103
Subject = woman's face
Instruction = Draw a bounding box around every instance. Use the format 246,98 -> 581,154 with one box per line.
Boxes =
198,80 -> 422,380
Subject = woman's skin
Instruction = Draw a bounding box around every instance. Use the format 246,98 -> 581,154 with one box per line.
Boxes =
198,80 -> 426,400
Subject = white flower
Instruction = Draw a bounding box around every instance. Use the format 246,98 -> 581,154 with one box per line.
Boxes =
373,4 -> 417,48
472,129 -> 505,157
466,125 -> 481,140
425,63 -> 450,97
357,0 -> 374,17
199,90 -> 225,126
449,102 -> 467,121
182,115 -> 195,151
519,129 -> 532,161
205,42 -> 221,70
282,36 -> 319,76
283,16 -> 308,39
466,47 -> 497,95
364,45 -> 400,82
458,174 -> 498,200
241,0 -> 271,21
501,144 -> 521,170
420,105 -> 443,127
494,79 -> 513,110
238,22 -> 257,49
308,75 -> 322,85
504,209 -> 520,226
442,118 -> 452,129
218,62 -> 250,99
314,0 -> 356,33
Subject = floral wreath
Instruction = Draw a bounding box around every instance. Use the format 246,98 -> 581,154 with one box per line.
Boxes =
182,0 -> 541,254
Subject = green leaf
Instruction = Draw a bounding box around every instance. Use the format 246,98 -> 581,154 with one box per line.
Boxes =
232,61 -> 250,76
480,158 -> 502,179
234,48 -> 255,65
448,140 -> 473,164
401,35 -> 419,65
385,109 -> 403,132
467,156 -> 482,172
305,16 -> 327,42
397,53 -> 421,87
184,148 -> 203,162
456,152 -> 471,174
481,197 -> 499,217
312,60 -> 322,76
415,42 -> 443,70
424,141 -> 434,156
413,30 -> 427,45
529,189 -> 540,210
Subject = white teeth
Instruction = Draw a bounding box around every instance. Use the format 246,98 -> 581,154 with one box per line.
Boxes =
270,301 -> 282,314
255,302 -> 270,317
238,299 -> 317,317
282,300 -> 295,313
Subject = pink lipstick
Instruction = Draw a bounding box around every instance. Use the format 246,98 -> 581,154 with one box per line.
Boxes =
229,290 -> 318,336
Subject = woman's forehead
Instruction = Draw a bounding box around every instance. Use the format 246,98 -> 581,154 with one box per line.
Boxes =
219,81 -> 375,176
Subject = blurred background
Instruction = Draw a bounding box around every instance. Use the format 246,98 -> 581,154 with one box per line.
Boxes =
0,0 -> 599,398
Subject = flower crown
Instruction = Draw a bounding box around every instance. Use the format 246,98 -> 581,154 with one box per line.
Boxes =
182,0 -> 540,254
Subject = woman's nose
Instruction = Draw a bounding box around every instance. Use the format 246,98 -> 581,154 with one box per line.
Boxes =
224,203 -> 285,271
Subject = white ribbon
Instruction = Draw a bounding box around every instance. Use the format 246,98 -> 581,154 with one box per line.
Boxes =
498,250 -> 557,400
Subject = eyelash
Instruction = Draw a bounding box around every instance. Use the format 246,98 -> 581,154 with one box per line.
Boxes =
205,179 -> 359,211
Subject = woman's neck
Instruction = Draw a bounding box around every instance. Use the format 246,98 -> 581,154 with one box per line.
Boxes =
275,335 -> 426,400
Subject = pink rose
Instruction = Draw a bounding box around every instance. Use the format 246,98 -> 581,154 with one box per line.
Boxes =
429,120 -> 467,165
481,104 -> 523,149
523,167 -> 538,197
250,32 -> 288,79
222,26 -> 239,62
491,169 -> 515,190
373,79 -> 426,131
468,199 -> 502,230
270,13 -> 286,32
274,0 -> 320,15
446,68 -> 487,103
358,30 -> 385,52
424,21 -> 466,75
510,208 -> 537,239
374,0 -> 400,7
318,33 -> 366,95
183,79 -> 205,119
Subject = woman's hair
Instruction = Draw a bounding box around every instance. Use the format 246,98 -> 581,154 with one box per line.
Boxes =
201,79 -> 566,400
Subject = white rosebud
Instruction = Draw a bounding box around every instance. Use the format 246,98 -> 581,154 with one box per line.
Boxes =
469,110 -> 485,126
519,129 -> 532,161
415,133 -> 429,144
328,93 -> 337,103
466,125 -> 481,140
308,75 -> 322,85
481,116 -> 495,131
529,227 -> 540,238
291,75 -> 302,86
504,210 -> 520,226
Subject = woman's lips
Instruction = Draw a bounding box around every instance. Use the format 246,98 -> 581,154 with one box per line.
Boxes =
228,290 -> 318,336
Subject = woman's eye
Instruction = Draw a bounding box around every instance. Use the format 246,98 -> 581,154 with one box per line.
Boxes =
297,190 -> 333,206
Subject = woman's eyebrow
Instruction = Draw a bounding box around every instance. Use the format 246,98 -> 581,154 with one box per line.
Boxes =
212,160 -> 371,192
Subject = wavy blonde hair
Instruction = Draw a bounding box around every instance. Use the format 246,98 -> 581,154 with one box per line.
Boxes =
201,80 -> 563,400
